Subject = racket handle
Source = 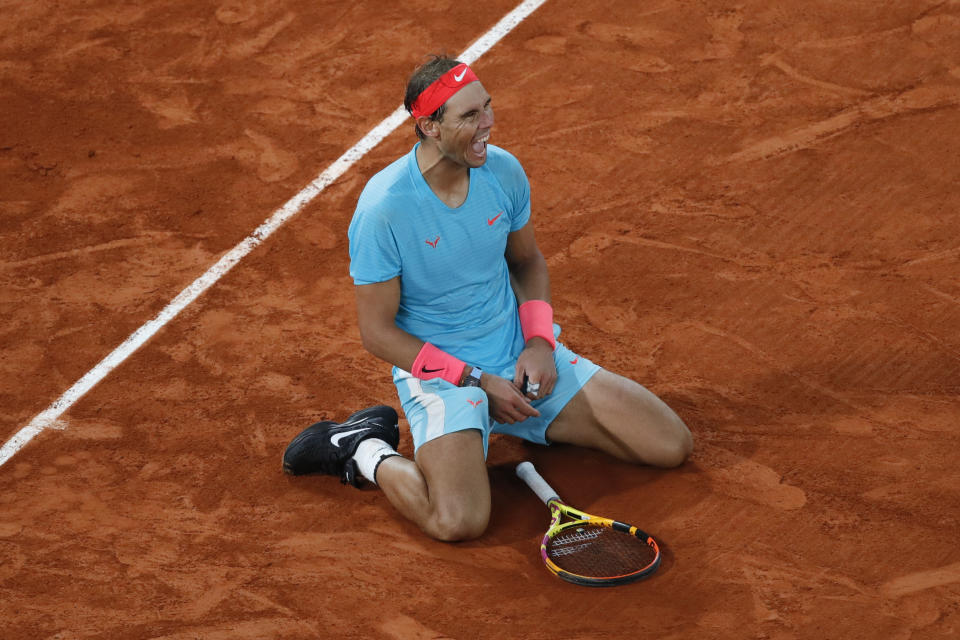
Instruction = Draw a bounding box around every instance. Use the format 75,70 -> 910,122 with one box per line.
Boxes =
516,461 -> 560,505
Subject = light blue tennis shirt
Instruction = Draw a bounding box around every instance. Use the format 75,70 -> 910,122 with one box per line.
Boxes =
348,143 -> 531,374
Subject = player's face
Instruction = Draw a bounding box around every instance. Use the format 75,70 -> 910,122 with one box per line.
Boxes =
437,82 -> 494,168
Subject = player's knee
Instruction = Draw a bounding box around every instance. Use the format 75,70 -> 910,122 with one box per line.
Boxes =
429,505 -> 489,542
621,412 -> 692,468
648,417 -> 693,468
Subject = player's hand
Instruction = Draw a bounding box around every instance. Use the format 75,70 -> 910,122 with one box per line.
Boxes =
481,373 -> 540,424
514,338 -> 557,401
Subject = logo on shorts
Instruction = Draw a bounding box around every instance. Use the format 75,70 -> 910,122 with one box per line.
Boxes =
425,236 -> 440,248
570,357 -> 579,365
467,399 -> 483,407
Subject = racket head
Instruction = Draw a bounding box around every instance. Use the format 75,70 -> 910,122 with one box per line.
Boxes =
541,501 -> 661,587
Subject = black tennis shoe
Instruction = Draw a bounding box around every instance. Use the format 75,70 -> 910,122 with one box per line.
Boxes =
282,405 -> 399,485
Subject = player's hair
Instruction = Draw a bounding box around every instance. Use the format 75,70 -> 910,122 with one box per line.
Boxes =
404,55 -> 462,140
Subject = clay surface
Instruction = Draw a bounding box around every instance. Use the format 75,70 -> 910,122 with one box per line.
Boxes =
2,1 -> 959,638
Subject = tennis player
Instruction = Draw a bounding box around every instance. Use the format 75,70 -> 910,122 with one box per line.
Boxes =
284,55 -> 692,541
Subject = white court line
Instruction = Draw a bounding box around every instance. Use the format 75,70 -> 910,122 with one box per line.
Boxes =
0,0 -> 549,468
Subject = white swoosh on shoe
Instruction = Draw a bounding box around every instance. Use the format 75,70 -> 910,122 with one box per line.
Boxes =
331,427 -> 370,448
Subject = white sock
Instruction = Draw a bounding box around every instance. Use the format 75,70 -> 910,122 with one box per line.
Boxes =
353,438 -> 400,486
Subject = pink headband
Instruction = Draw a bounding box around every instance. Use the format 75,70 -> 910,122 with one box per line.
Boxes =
410,63 -> 479,119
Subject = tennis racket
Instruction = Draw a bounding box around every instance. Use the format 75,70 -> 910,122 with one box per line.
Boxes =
516,461 -> 661,587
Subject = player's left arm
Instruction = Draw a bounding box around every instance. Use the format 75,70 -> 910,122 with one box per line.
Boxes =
505,223 -> 557,398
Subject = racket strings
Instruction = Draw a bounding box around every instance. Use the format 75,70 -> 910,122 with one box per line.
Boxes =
547,525 -> 656,578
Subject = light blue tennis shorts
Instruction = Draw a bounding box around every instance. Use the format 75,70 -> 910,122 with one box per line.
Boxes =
393,341 -> 601,457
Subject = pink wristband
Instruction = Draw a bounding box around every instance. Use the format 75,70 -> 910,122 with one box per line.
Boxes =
518,300 -> 556,350
411,342 -> 466,385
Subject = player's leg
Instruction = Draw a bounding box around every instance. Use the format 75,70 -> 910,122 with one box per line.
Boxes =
374,375 -> 494,541
374,429 -> 490,541
281,397 -> 491,541
546,368 -> 692,467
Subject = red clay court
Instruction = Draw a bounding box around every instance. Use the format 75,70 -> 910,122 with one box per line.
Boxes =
2,1 -> 959,638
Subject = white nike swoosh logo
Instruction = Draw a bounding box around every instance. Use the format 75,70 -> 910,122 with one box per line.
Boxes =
453,69 -> 467,82
331,427 -> 370,447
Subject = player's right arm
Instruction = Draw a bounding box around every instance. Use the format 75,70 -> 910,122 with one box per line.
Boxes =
354,278 -> 538,424
354,278 -> 423,373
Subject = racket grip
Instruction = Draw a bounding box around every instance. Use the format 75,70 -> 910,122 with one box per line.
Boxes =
516,461 -> 560,505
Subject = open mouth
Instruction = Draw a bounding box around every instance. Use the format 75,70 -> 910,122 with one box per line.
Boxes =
471,133 -> 489,157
